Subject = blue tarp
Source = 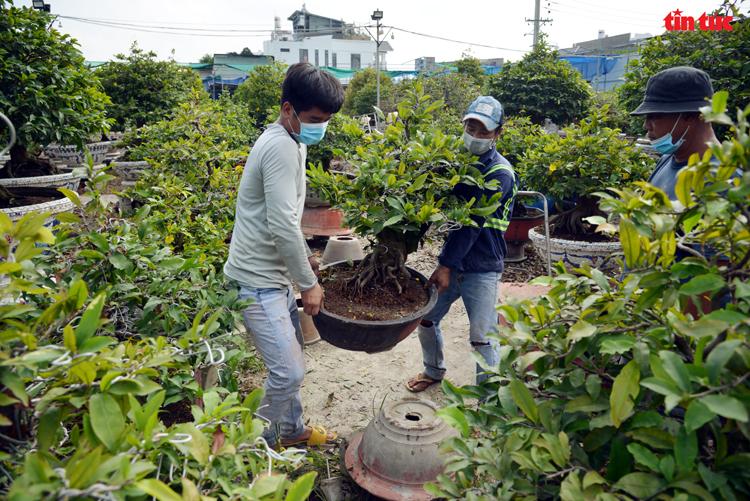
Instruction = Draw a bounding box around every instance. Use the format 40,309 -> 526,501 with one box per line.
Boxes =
559,55 -> 618,82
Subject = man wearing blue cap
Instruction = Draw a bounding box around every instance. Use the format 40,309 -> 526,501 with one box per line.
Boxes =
407,96 -> 518,392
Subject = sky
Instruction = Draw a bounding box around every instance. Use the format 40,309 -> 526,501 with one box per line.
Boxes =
16,0 -> 738,70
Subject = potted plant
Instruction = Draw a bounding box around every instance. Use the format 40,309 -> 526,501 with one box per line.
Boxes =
519,106 -> 652,270
307,82 -> 503,351
0,2 -> 110,209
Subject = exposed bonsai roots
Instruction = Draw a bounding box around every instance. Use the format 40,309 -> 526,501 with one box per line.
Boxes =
343,243 -> 411,297
549,196 -> 606,236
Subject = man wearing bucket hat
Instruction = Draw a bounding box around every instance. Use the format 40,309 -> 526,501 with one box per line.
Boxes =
407,96 -> 518,392
630,66 -> 720,200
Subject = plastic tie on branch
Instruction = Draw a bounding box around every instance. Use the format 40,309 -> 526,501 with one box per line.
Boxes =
438,221 -> 463,233
240,436 -> 308,488
151,432 -> 192,444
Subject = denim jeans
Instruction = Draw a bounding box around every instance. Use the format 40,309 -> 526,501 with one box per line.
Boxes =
418,269 -> 502,385
237,284 -> 306,444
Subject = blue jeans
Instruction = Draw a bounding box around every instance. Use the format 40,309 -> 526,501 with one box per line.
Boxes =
418,269 -> 502,385
237,285 -> 306,444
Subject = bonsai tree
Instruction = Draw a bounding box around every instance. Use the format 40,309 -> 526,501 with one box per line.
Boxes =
96,42 -> 205,131
308,82 -> 503,294
519,106 -> 652,236
453,49 -> 486,88
486,34 -> 591,126
0,1 -> 111,177
426,91 -> 750,501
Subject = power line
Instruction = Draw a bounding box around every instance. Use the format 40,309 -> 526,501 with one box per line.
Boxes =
549,0 -> 663,17
390,27 -> 529,53
547,8 -> 664,29
548,1 -> 663,22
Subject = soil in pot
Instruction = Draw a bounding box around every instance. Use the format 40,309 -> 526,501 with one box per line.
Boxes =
159,397 -> 194,428
0,187 -> 66,209
320,263 -> 430,321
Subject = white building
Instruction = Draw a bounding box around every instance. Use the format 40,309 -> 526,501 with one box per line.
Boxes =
263,5 -> 392,75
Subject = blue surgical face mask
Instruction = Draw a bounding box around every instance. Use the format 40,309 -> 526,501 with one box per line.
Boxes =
289,107 -> 328,145
650,114 -> 690,155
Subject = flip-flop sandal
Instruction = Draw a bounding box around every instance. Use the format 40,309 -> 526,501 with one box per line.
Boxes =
281,425 -> 337,447
406,373 -> 442,392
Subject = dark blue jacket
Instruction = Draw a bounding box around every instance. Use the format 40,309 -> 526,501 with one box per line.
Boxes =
438,148 -> 518,273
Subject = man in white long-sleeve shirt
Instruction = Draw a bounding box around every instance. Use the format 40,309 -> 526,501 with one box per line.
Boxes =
224,62 -> 344,448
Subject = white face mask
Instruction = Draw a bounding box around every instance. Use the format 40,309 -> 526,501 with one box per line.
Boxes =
463,131 -> 494,156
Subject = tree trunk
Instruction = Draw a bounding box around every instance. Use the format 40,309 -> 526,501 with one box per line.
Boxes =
550,195 -> 606,237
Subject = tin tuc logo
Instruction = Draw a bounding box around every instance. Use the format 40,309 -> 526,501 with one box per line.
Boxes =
664,9 -> 734,31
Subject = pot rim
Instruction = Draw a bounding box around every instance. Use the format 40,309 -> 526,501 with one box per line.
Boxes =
529,225 -> 623,249
511,206 -> 545,220
317,259 -> 438,327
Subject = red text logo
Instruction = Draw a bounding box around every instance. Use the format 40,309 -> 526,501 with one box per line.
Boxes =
664,9 -> 733,31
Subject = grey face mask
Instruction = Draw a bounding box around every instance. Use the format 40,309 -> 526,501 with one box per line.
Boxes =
463,132 -> 494,156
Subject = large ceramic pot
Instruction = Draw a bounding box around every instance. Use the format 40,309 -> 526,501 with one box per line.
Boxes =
44,141 -> 111,166
111,160 -> 150,183
0,171 -> 83,192
311,260 -> 438,353
528,226 -> 622,271
345,397 -> 459,501
300,205 -> 353,236
1,193 -> 75,257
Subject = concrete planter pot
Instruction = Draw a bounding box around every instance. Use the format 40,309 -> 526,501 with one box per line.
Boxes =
111,160 -> 150,183
0,171 -> 83,192
311,260 -> 438,353
321,235 -> 364,265
528,226 -> 622,272
44,141 -> 111,166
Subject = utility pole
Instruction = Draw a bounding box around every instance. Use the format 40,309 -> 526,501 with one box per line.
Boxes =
371,9 -> 384,128
525,0 -> 553,48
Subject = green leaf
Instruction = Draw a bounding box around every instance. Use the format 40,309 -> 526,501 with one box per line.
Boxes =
700,395 -> 749,422
684,400 -> 716,434
1,371 -> 29,406
520,351 -> 547,373
583,426 -> 615,452
705,339 -> 742,385
605,436 -> 632,482
57,188 -> 82,207
89,393 -> 125,450
673,318 -> 729,339
627,443 -> 660,472
37,407 -> 60,451
674,425 -> 698,473
610,360 -> 640,428
78,336 -> 116,354
566,320 -> 597,340
497,386 -> 518,416
626,427 -> 675,450
659,351 -> 691,394
614,473 -> 665,499
510,379 -> 538,424
109,252 -> 131,270
135,479 -> 183,501
640,377 -> 681,397
55,212 -> 81,224
435,407 -> 470,438
660,455 -> 675,482
586,374 -> 601,401
285,471 -> 317,501
74,293 -> 106,348
600,335 -> 635,355
619,217 -> 640,269
679,274 -> 725,296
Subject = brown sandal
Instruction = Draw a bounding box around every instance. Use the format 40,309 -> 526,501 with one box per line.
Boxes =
406,372 -> 441,392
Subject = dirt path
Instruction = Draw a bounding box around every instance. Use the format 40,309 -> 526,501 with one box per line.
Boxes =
298,301 -> 475,438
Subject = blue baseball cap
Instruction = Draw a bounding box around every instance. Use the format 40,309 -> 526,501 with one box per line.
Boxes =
463,96 -> 504,131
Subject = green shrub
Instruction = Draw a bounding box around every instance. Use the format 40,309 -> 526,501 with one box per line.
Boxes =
618,5 -> 750,137
519,107 -> 652,235
308,81 -> 503,292
341,67 -> 395,116
486,34 -> 592,126
428,91 -> 750,501
232,60 -> 288,124
0,1 -> 111,170
97,42 -> 206,130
